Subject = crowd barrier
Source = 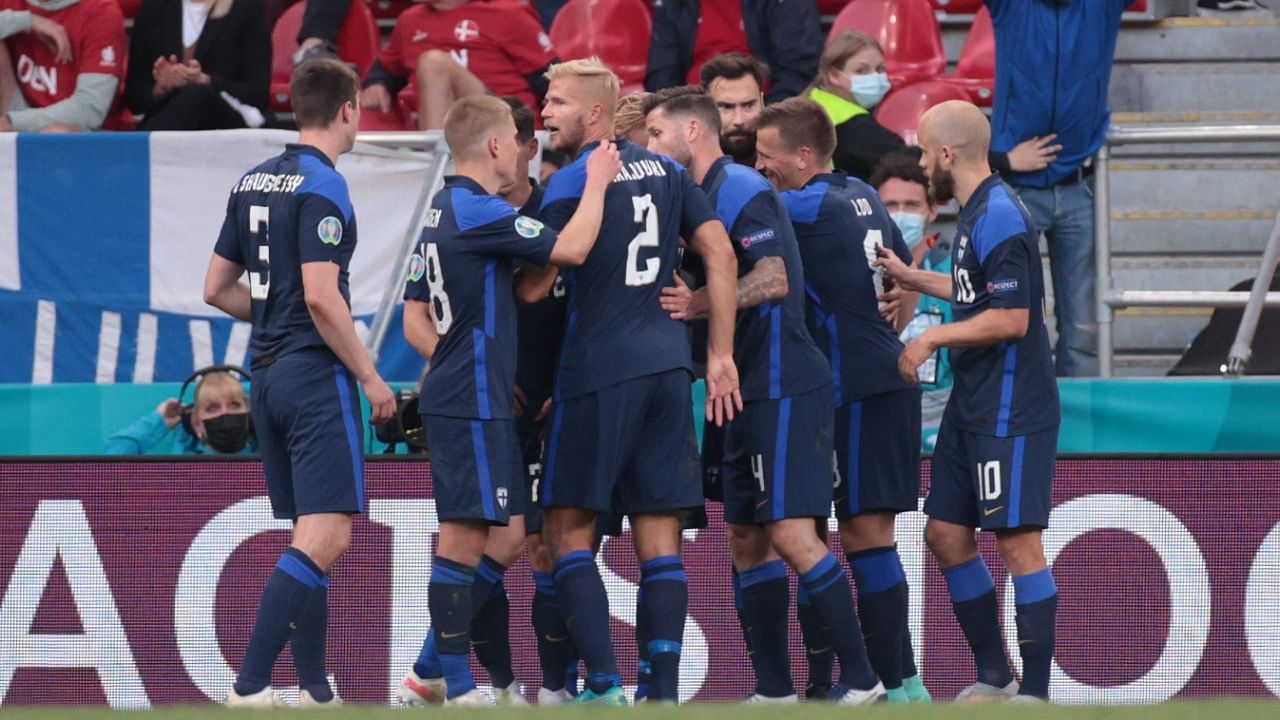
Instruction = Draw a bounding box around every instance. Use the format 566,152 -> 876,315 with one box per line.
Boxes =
3,457 -> 1279,706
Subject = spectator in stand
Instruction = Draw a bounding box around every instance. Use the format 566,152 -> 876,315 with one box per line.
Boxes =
104,370 -> 257,454
360,0 -> 556,130
0,0 -> 130,132
699,52 -> 765,166
264,0 -> 352,66
613,90 -> 651,144
871,149 -> 952,451
124,0 -> 272,131
530,0 -> 563,30
807,30 -> 904,182
646,0 -> 820,104
985,0 -> 1128,377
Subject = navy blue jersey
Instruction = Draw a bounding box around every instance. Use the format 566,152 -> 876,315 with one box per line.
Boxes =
949,174 -> 1060,436
514,181 -> 567,415
405,176 -> 558,420
539,139 -> 718,399
701,157 -> 829,401
782,172 -> 913,405
214,144 -> 356,367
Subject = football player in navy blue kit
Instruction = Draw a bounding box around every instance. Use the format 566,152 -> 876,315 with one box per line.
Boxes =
754,96 -> 924,704
203,59 -> 397,708
877,100 -> 1061,703
646,88 -> 887,705
398,95 -> 620,706
532,58 -> 742,706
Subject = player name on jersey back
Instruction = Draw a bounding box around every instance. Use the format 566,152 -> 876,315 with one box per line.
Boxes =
234,172 -> 306,194
612,159 -> 669,183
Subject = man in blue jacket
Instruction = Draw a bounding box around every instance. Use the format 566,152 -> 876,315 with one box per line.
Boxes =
986,0 -> 1127,378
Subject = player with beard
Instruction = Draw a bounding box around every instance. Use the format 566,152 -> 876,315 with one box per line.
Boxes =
532,57 -> 742,705
699,53 -> 765,166
755,96 -> 923,704
645,87 -> 879,705
876,100 -> 1060,703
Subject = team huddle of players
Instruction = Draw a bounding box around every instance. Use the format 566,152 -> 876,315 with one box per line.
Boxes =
207,57 -> 1062,708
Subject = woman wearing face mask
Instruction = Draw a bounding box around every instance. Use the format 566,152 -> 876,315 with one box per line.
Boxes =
806,30 -> 905,182
104,370 -> 257,455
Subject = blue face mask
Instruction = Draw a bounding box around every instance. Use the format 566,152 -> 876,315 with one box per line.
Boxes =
890,211 -> 927,248
850,72 -> 891,109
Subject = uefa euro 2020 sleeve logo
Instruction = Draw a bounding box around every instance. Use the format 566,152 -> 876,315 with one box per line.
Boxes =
318,216 -> 343,246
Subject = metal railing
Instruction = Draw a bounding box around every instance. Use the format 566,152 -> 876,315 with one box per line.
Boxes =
354,131 -> 451,363
1095,123 -> 1280,377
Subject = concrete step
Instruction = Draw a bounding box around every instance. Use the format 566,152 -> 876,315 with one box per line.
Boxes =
1112,308 -> 1209,353
1110,62 -> 1280,113
1110,159 -> 1280,213
1109,208 -> 1277,255
1113,352 -> 1184,377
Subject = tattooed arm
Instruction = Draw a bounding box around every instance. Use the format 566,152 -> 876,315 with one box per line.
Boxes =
660,256 -> 788,321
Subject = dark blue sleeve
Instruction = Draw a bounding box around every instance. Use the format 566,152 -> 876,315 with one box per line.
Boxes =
538,158 -> 586,230
213,192 -> 244,264
677,167 -> 718,237
730,191 -> 783,266
979,233 -> 1032,310
404,239 -> 429,302
297,170 -> 356,264
466,214 -> 559,266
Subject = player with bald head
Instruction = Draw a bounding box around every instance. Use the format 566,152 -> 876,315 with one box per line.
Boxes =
535,58 -> 742,705
877,99 -> 1061,703
399,94 -> 620,706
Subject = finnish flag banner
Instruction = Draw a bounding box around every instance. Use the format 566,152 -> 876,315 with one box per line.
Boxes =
0,130 -> 432,384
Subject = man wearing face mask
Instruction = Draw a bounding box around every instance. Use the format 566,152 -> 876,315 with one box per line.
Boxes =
872,149 -> 953,452
103,370 -> 257,454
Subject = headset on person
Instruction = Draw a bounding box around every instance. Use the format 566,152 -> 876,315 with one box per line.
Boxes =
178,364 -> 255,453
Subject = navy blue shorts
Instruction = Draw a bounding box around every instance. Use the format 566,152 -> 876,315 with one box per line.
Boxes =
833,388 -> 922,519
701,419 -> 726,502
253,348 -> 365,520
722,384 -> 835,526
924,410 -> 1058,530
423,415 -> 524,525
542,369 -> 702,515
519,424 -> 547,535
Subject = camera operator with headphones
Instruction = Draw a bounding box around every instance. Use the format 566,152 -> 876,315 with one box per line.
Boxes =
103,365 -> 257,455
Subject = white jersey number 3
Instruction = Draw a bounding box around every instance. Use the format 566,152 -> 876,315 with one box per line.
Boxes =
248,205 -> 271,300
626,194 -> 661,286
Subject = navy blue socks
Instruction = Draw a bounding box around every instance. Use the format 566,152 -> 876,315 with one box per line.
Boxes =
235,548 -> 326,697
848,547 -> 908,690
638,555 -> 687,702
428,557 -> 477,699
470,555 -> 515,689
799,553 -> 877,691
739,559 -> 794,698
942,556 -> 1013,688
553,550 -> 619,694
1013,568 -> 1058,698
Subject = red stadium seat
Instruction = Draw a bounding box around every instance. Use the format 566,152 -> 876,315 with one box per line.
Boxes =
874,79 -> 972,144
271,0 -> 381,113
928,0 -> 981,14
549,0 -> 651,94
828,0 -> 946,87
937,5 -> 994,105
116,0 -> 142,20
365,0 -> 413,21
817,0 -> 854,15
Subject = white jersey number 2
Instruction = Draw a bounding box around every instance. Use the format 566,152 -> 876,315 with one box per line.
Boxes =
626,194 -> 661,286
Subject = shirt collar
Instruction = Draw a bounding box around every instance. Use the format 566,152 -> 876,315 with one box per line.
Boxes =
286,143 -> 335,169
443,175 -> 490,196
699,156 -> 734,193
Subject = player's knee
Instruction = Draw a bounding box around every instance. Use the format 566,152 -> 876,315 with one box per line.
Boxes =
924,519 -> 972,565
484,524 -> 526,567
765,519 -> 821,564
994,528 -> 1047,575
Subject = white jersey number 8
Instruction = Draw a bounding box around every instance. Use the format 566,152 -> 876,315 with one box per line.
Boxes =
626,194 -> 661,286
424,242 -> 454,334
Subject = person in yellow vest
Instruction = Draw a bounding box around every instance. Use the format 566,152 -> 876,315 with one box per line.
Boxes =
806,30 -> 904,182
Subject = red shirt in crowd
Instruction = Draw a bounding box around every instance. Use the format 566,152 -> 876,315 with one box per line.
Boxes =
685,0 -> 750,85
381,0 -> 555,113
1,0 -> 131,129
